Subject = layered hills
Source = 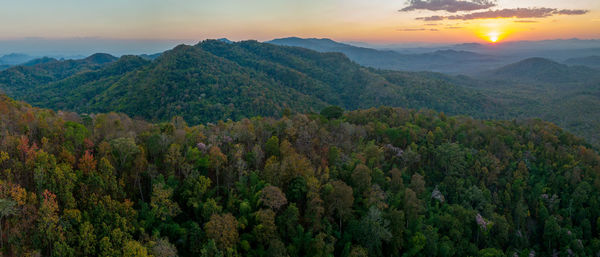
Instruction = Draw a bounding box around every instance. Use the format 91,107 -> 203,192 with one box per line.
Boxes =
0,40 -> 499,124
1,40 -> 600,146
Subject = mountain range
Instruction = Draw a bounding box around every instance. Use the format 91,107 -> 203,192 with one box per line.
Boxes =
483,57 -> 600,83
268,37 -> 506,74
1,39 -> 600,146
0,53 -> 38,70
564,55 -> 600,69
0,40 -> 501,125
268,37 -> 600,74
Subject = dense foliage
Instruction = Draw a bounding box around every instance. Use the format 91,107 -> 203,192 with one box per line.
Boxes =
1,94 -> 600,256
3,40 -> 600,149
0,40 -> 500,126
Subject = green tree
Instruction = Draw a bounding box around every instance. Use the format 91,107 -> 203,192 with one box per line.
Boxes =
122,240 -> 150,257
265,136 -> 280,158
0,199 -> 17,249
110,137 -> 140,171
150,181 -> 181,221
320,106 -> 344,120
355,206 -> 392,256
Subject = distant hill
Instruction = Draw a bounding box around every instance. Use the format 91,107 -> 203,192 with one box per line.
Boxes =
83,53 -> 118,64
0,40 -> 501,124
0,53 -> 118,95
268,37 -> 505,74
484,57 -> 600,83
22,57 -> 58,66
0,53 -> 37,66
217,38 -> 233,44
564,55 -> 600,69
139,52 -> 162,60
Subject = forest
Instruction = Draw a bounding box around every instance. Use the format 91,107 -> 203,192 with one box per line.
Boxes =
1,94 -> 600,256
2,40 -> 600,149
0,40 -> 503,125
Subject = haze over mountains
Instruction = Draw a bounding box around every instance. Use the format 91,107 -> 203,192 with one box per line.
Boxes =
269,37 -> 600,74
268,37 -> 506,74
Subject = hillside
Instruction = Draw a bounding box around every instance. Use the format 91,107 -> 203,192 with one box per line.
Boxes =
268,37 -> 506,74
564,55 -> 600,69
3,40 -> 600,147
0,53 -> 36,66
456,57 -> 600,145
0,40 -> 501,124
1,94 -> 599,256
485,57 -> 600,83
0,53 -> 118,95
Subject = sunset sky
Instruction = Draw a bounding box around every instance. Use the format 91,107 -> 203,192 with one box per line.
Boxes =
1,0 -> 599,43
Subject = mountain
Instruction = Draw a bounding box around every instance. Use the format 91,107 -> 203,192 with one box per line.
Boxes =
268,37 -> 506,74
0,40 -> 501,125
484,57 -> 600,83
0,53 -> 118,97
267,37 -> 408,69
217,38 -> 233,44
0,53 -> 37,65
22,56 -> 58,66
564,55 -> 600,69
359,38 -> 600,65
83,52 -> 118,64
3,40 -> 600,147
1,93 -> 599,256
139,52 -> 162,60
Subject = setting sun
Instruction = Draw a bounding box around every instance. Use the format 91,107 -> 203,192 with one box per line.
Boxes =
487,32 -> 500,43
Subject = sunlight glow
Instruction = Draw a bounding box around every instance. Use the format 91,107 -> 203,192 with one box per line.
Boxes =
487,32 -> 500,43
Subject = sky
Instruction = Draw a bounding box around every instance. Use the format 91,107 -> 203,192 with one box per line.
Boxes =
0,0 -> 599,48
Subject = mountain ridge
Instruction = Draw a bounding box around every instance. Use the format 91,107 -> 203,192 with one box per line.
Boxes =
0,39 -> 501,124
484,57 -> 600,83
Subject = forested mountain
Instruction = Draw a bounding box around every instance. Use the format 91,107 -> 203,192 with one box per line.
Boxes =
267,37 -> 506,74
0,53 -> 118,96
445,57 -> 600,145
0,53 -> 36,66
0,54 -> 38,71
1,94 -> 600,256
484,57 -> 600,83
2,40 -> 600,148
0,40 -> 501,125
564,56 -> 600,69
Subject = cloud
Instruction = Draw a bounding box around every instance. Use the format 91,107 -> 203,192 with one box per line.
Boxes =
418,16 -> 445,21
400,0 -> 496,13
514,20 -> 537,23
445,26 -> 463,29
555,9 -> 588,15
424,23 -> 438,26
398,28 -> 439,31
416,8 -> 589,21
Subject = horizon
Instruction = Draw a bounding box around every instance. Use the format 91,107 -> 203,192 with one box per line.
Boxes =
1,0 -> 599,46
1,36 -> 600,57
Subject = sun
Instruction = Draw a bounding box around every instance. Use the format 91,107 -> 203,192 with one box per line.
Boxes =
487,32 -> 500,43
